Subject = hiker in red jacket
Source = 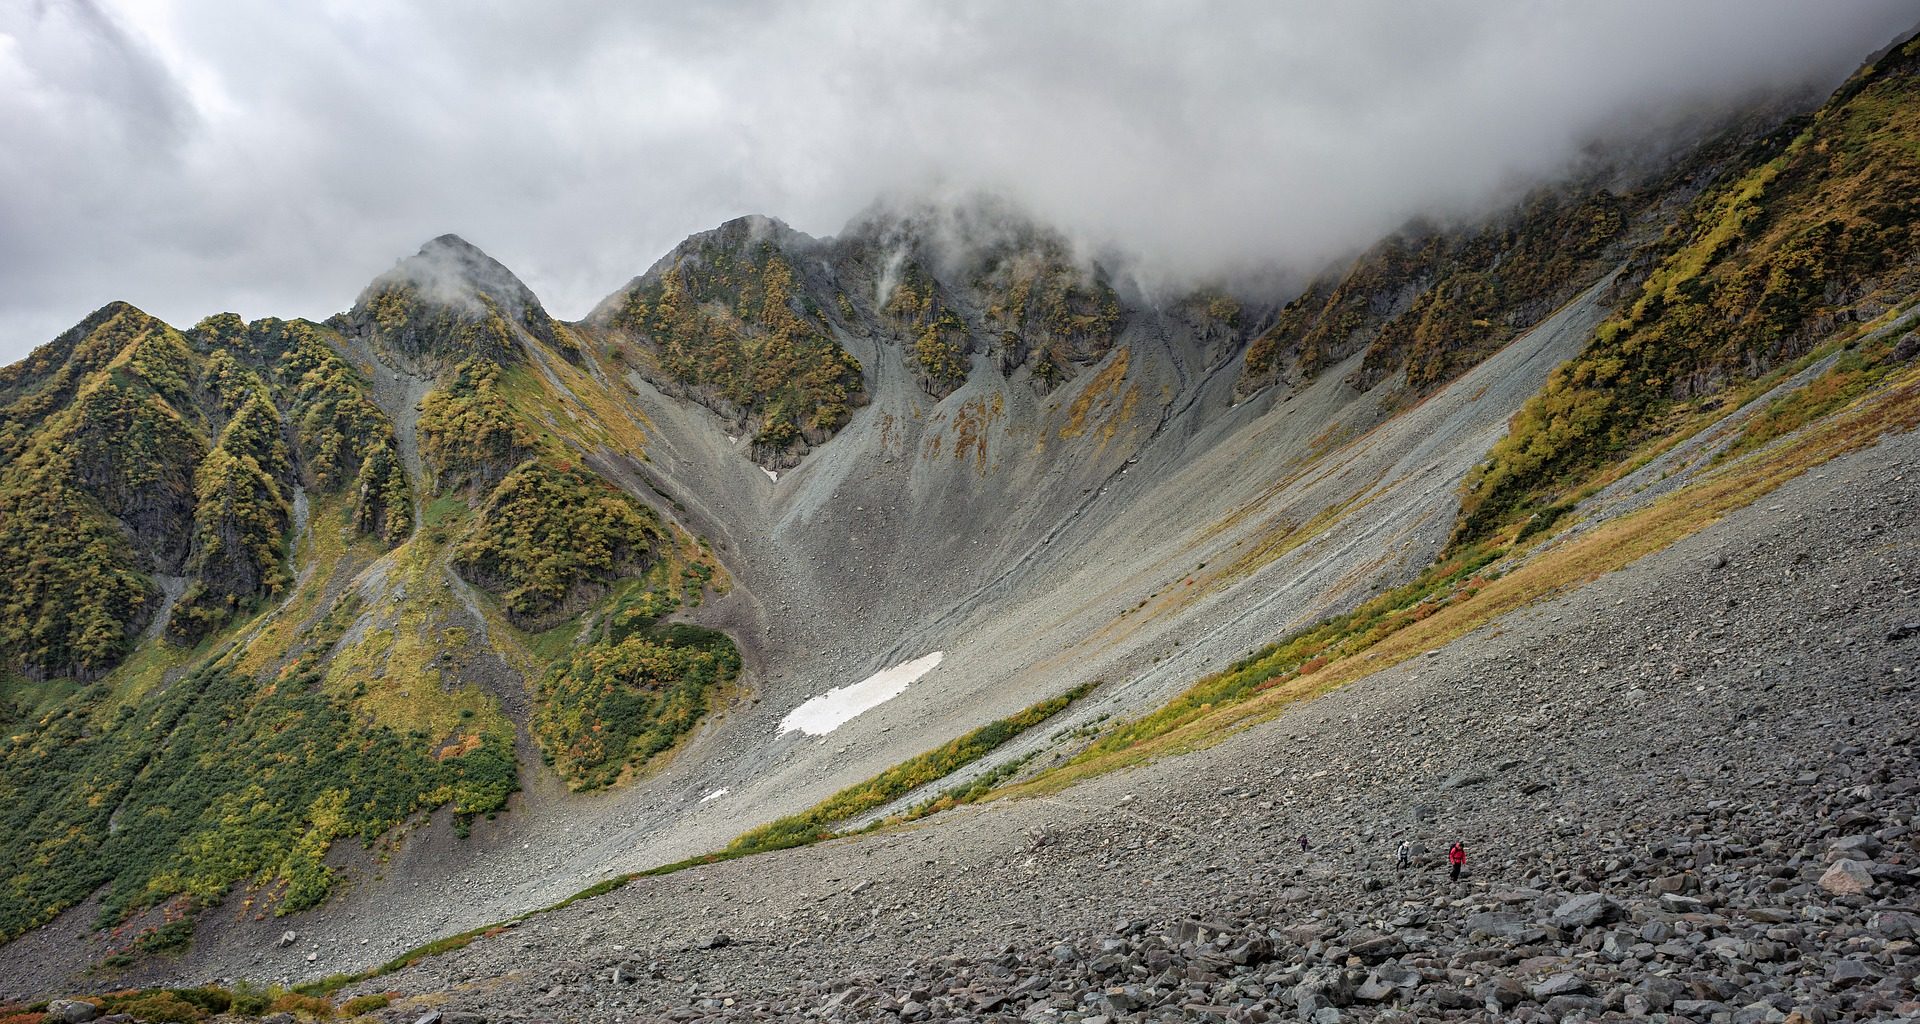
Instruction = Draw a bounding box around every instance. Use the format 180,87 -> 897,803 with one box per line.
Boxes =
1448,841 -> 1466,881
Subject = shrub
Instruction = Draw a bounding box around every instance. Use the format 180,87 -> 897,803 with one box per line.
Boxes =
339,993 -> 392,1015
267,992 -> 336,1018
105,993 -> 203,1023
229,982 -> 272,1015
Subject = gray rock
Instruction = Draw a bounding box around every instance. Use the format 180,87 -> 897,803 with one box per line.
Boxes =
1463,911 -> 1537,940
1659,892 -> 1707,913
46,1000 -> 99,1024
1548,892 -> 1622,930
1818,859 -> 1874,895
1829,958 -> 1874,985
1480,976 -> 1527,1008
1543,994 -> 1607,1018
1292,965 -> 1355,1008
1355,964 -> 1420,1002
1868,910 -> 1918,939
1530,972 -> 1589,999
1346,934 -> 1406,963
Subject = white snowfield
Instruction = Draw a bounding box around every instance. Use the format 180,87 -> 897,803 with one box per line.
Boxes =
779,652 -> 945,736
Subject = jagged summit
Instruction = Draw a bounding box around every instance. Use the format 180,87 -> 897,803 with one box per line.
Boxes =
587,215 -> 820,324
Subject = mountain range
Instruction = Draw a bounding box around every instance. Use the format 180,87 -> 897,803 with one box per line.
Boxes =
2,26 -> 1918,1007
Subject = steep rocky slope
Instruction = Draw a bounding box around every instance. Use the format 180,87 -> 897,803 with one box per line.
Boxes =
2,30 -> 1919,1008
318,413 -> 1920,1024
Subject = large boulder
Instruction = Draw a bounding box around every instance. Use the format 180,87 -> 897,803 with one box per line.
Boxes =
1819,859 -> 1874,895
1548,892 -> 1622,930
46,1001 -> 99,1024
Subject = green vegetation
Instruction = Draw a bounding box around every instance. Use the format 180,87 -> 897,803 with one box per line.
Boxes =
281,683 -> 1095,999
167,396 -> 295,642
727,683 -> 1093,855
417,359 -> 539,492
535,619 -> 739,790
359,283 -> 516,365
0,307 -> 200,678
0,593 -> 516,943
339,992 -> 391,1015
452,461 -> 662,626
0,307 -> 414,680
612,238 -> 865,456
911,312 -> 972,396
0,461 -> 156,679
241,317 -> 412,519
532,548 -> 737,789
349,439 -> 411,543
0,982 -> 341,1024
1456,39 -> 1920,545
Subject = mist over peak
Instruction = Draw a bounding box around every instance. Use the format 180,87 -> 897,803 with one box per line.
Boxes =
1,1 -> 1915,359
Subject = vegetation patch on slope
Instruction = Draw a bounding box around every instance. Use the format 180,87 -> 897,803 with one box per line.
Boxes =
610,236 -> 865,460
417,359 -> 540,493
451,461 -> 663,628
727,683 -> 1093,856
529,529 -> 733,790
0,591 -> 517,943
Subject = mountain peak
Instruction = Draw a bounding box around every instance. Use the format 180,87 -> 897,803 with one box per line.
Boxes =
376,234 -> 542,319
336,234 -> 557,366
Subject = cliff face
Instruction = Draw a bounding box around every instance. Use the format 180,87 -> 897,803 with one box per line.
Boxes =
1233,111 -> 1791,405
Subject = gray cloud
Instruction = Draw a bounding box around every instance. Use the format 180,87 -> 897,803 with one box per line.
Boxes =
0,0 -> 1914,359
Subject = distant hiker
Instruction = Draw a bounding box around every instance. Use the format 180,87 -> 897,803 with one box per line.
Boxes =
1299,834 -> 1310,852
1448,841 -> 1466,881
1396,840 -> 1412,871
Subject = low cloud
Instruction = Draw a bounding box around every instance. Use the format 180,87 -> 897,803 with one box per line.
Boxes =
0,0 -> 1913,359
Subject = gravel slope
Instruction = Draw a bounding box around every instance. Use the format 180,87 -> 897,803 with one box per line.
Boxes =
297,415 -> 1920,1020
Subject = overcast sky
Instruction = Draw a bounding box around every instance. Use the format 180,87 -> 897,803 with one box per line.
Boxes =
1,1 -> 1914,362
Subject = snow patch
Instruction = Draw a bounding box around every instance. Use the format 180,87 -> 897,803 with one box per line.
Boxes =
700,788 -> 729,803
764,467 -> 779,482
780,652 -> 944,736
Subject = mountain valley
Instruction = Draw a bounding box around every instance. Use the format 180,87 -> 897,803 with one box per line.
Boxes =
2,25 -> 1919,1024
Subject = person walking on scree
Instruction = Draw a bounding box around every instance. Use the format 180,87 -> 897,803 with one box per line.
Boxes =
1447,840 -> 1466,882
